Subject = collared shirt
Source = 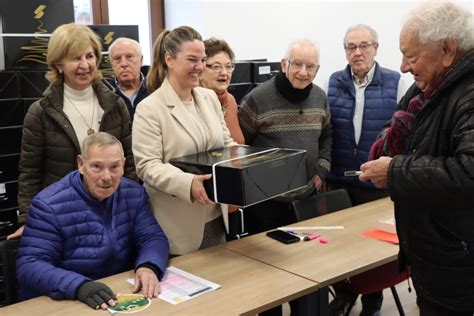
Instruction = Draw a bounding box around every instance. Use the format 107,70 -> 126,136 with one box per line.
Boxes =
111,72 -> 149,121
352,63 -> 376,144
115,72 -> 145,106
350,64 -> 410,144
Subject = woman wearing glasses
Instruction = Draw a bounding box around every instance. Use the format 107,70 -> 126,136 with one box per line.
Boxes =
132,26 -> 237,256
200,38 -> 244,144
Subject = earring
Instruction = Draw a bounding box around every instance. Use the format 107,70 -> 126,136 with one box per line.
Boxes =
58,68 -> 63,74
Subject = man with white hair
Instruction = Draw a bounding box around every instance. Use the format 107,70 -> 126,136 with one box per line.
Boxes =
325,24 -> 409,316
327,24 -> 408,205
239,39 -> 331,315
109,37 -> 149,120
239,39 -> 332,234
361,1 -> 474,315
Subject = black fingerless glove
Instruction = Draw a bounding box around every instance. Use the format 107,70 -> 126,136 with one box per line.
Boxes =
76,281 -> 117,309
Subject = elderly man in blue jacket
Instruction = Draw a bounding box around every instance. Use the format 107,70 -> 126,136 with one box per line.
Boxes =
16,132 -> 169,310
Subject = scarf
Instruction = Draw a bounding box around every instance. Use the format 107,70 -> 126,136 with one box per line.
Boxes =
274,71 -> 313,103
369,84 -> 440,160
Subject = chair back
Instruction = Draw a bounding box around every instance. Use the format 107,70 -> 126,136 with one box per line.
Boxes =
0,239 -> 20,307
291,189 -> 352,221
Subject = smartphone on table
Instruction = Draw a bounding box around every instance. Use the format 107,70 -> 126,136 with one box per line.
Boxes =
266,230 -> 300,244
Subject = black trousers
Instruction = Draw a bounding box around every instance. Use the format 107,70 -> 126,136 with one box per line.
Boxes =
418,297 -> 474,316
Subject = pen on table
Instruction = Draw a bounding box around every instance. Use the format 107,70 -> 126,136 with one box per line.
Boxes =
278,226 -> 344,231
303,233 -> 320,241
286,230 -> 305,240
188,286 -> 212,297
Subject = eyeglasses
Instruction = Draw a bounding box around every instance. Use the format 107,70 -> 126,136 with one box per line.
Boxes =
287,60 -> 319,73
111,54 -> 138,65
206,63 -> 235,73
344,43 -> 375,54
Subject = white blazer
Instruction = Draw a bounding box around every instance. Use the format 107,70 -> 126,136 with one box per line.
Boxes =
132,78 -> 236,255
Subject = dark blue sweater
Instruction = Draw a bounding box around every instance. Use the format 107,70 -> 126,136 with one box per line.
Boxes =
109,77 -> 149,121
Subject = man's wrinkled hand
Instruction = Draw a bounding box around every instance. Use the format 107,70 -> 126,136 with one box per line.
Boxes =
359,156 -> 392,189
133,267 -> 161,299
313,176 -> 326,192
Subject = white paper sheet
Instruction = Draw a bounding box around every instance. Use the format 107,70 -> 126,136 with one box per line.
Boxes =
127,266 -> 220,305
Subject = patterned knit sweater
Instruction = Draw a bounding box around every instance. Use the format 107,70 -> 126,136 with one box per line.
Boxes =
238,77 -> 332,180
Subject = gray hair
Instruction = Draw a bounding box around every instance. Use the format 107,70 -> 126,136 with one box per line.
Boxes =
284,38 -> 320,65
108,37 -> 143,57
403,0 -> 474,51
82,132 -> 124,160
343,24 -> 379,46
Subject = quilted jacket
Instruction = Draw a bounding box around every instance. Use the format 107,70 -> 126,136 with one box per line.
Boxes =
18,80 -> 137,225
17,170 -> 169,301
327,62 -> 400,188
389,50 -> 474,311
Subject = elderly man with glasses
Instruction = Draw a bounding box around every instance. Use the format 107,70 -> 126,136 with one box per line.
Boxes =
324,24 -> 410,316
238,39 -> 331,315
108,37 -> 149,121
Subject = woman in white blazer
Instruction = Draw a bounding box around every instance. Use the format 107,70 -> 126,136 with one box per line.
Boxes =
132,26 -> 236,255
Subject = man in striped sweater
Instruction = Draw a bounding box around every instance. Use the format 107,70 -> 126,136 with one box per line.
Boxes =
238,38 -> 331,316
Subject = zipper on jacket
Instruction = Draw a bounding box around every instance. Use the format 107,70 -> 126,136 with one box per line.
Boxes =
102,201 -> 117,261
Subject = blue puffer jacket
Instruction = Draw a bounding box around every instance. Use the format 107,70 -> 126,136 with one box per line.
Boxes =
17,170 -> 169,301
327,62 -> 399,188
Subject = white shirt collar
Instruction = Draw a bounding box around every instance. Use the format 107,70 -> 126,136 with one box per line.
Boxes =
351,62 -> 376,87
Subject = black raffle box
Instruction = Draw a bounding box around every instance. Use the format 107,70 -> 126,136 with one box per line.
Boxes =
170,146 -> 307,206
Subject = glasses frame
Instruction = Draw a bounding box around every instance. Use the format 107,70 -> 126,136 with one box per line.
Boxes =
286,59 -> 319,73
344,43 -> 376,54
205,63 -> 236,73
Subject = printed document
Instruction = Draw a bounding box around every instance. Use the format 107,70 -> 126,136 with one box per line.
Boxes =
127,266 -> 220,305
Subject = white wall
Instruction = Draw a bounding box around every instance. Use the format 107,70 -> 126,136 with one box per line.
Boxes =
165,0 -> 473,87
109,0 -> 151,65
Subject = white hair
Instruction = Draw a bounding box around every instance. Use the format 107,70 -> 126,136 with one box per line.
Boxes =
284,38 -> 320,65
107,37 -> 143,57
343,24 -> 379,46
403,0 -> 474,51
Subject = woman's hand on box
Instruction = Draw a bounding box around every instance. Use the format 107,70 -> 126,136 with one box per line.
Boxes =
191,174 -> 215,205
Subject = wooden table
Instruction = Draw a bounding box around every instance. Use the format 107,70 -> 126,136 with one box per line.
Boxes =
223,197 -> 398,287
2,246 -> 318,316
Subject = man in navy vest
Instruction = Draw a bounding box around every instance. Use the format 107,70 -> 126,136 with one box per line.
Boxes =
108,37 -> 149,121
325,24 -> 409,316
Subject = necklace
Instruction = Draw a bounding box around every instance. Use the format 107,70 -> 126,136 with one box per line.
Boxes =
64,91 -> 97,135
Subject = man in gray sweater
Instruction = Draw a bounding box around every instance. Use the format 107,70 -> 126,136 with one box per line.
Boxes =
238,39 -> 331,316
239,38 -> 332,234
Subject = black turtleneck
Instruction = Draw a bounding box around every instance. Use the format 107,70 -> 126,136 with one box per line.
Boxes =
274,71 -> 313,103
